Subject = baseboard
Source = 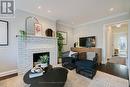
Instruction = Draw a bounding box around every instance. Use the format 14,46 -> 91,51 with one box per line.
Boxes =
0,69 -> 18,77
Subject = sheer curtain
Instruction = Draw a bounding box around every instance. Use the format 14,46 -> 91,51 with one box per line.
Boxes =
113,32 -> 128,57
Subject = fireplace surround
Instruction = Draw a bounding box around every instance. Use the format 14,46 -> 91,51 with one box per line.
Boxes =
17,36 -> 57,74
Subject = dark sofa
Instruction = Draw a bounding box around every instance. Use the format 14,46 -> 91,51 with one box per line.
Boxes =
62,51 -> 98,79
75,52 -> 98,79
62,51 -> 78,70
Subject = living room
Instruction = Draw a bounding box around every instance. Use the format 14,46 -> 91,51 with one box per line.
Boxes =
0,0 -> 130,87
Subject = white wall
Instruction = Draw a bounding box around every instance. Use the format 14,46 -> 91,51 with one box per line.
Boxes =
74,13 -> 130,64
0,9 -> 56,74
56,23 -> 74,52
128,20 -> 130,84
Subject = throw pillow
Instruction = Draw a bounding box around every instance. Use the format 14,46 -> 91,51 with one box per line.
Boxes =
62,51 -> 70,58
69,51 -> 77,57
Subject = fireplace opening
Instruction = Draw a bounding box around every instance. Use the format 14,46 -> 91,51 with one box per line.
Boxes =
33,52 -> 50,67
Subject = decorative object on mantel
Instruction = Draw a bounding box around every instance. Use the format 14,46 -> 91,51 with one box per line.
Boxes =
25,16 -> 42,36
19,30 -> 27,40
34,23 -> 42,36
57,31 -> 67,45
74,42 -> 78,47
0,20 -> 8,46
56,32 -> 64,63
45,28 -> 54,37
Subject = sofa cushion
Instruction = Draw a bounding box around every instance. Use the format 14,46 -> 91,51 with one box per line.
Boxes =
69,51 -> 78,57
76,60 -> 96,68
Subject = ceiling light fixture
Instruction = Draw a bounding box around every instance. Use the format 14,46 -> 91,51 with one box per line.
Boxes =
109,8 -> 114,11
38,6 -> 41,9
72,22 -> 74,25
47,10 -> 52,13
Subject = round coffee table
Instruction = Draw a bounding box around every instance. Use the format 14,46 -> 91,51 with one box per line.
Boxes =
23,67 -> 68,87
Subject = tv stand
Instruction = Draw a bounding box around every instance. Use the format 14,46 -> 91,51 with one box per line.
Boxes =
71,47 -> 102,65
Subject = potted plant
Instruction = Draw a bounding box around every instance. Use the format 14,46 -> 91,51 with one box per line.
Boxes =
56,32 -> 64,63
38,55 -> 49,68
19,30 -> 27,40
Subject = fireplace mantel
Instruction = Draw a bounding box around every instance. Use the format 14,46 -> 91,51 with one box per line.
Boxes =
16,35 -> 57,39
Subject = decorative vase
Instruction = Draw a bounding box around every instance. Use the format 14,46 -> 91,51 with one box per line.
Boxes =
40,63 -> 47,68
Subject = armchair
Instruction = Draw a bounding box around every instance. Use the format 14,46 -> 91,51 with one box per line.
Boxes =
62,51 -> 78,70
75,52 -> 98,79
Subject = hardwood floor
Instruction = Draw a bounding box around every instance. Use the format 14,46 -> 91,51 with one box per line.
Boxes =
107,56 -> 126,65
97,63 -> 129,80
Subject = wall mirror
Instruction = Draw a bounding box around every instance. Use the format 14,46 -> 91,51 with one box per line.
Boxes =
25,16 -> 39,35
0,20 -> 8,46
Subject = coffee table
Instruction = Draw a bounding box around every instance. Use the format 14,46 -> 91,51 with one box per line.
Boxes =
23,66 -> 68,87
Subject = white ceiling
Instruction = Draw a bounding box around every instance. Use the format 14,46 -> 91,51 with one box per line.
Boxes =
16,0 -> 130,26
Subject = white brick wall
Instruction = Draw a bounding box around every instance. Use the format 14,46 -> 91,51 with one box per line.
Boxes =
17,36 -> 57,74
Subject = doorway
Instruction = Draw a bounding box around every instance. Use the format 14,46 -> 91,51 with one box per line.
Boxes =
106,21 -> 128,65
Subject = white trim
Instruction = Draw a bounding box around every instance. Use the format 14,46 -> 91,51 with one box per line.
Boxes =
0,69 -> 18,77
102,25 -> 107,64
113,32 -> 128,35
128,20 -> 130,68
103,20 -> 129,64
16,9 -> 57,22
76,12 -> 129,28
128,20 -> 130,85
104,20 -> 129,26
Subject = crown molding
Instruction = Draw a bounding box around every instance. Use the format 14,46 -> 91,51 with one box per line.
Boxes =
56,21 -> 74,29
75,12 -> 129,28
16,9 -> 57,22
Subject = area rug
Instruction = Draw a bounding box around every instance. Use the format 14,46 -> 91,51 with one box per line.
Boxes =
0,70 -> 129,87
65,70 -> 129,87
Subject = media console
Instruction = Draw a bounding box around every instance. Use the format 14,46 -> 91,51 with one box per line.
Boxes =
71,47 -> 102,65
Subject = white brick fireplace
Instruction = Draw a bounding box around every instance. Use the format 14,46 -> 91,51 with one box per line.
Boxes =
17,36 -> 57,74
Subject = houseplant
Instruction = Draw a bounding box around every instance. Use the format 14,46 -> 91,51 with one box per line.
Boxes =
56,32 -> 64,62
38,54 -> 49,68
19,30 -> 27,40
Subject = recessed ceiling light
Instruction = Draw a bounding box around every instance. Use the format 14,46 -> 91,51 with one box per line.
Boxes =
72,22 -> 74,25
109,8 -> 114,11
47,10 -> 52,13
38,6 -> 41,9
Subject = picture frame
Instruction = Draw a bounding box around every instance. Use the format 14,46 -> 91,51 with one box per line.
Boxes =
0,20 -> 8,46
34,23 -> 42,36
57,31 -> 67,45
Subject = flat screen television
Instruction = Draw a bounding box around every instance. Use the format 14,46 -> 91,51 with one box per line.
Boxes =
79,36 -> 96,48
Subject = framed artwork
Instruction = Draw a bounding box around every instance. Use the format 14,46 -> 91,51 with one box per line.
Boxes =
34,23 -> 42,36
0,20 -> 8,46
58,31 -> 67,45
